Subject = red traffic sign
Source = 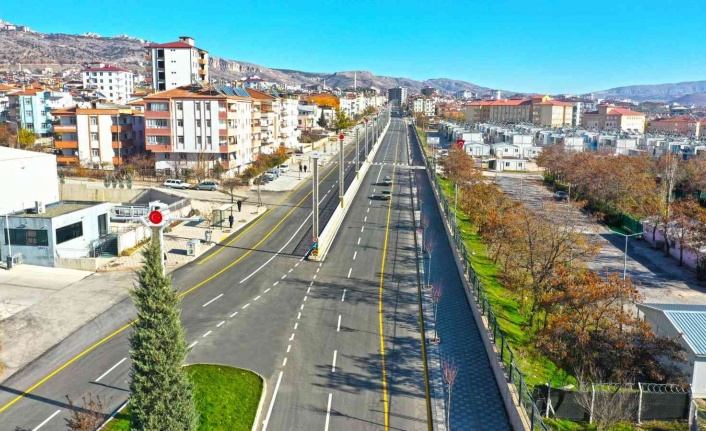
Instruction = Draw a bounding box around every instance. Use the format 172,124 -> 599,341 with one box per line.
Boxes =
365,118 -> 369,123
456,139 -> 465,149
148,210 -> 163,225
339,134 -> 345,140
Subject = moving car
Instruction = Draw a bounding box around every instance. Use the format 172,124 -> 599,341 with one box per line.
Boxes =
195,180 -> 219,191
279,164 -> 290,173
382,175 -> 392,186
380,189 -> 392,200
163,179 -> 191,189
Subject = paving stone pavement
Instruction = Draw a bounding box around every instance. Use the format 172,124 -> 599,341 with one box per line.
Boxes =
416,151 -> 511,429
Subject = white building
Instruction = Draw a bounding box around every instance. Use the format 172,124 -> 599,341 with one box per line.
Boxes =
81,63 -> 134,105
0,147 -> 60,215
280,97 -> 300,148
412,97 -> 435,116
145,36 -> 209,92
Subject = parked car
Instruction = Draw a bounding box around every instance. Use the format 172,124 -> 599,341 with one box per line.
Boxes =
266,168 -> 280,178
279,164 -> 290,173
554,191 -> 568,201
195,181 -> 219,191
163,179 -> 191,189
263,173 -> 276,182
382,175 -> 392,186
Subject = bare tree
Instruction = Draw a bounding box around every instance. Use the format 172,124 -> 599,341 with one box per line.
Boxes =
64,393 -> 107,431
424,231 -> 437,288
575,381 -> 637,431
431,284 -> 443,342
442,357 -> 459,430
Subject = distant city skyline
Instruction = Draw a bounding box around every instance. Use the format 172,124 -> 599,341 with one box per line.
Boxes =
2,0 -> 705,94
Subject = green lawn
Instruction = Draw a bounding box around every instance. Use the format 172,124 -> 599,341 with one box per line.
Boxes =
104,364 -> 263,431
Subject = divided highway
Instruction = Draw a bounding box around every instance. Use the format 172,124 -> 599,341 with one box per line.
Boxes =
0,116 -> 431,430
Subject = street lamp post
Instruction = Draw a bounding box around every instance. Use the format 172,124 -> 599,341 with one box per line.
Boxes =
617,231 -> 642,280
311,151 -> 320,257
355,127 -> 360,179
364,117 -> 369,162
339,133 -> 345,208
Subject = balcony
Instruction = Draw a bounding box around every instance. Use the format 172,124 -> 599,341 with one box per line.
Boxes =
111,124 -> 133,133
145,54 -> 152,61
56,155 -> 79,164
198,69 -> 206,76
53,124 -> 77,133
198,58 -> 206,65
54,140 -> 78,149
146,66 -> 153,72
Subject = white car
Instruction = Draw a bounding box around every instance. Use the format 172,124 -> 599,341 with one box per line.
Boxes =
279,164 -> 290,173
163,179 -> 191,189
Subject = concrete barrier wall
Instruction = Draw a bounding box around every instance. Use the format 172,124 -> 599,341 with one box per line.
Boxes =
60,183 -> 185,205
318,122 -> 390,260
55,257 -> 108,271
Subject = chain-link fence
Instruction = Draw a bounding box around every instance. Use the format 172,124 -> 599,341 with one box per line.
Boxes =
411,124 -> 549,431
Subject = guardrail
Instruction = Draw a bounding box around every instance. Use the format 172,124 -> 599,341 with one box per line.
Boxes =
412,124 -> 548,431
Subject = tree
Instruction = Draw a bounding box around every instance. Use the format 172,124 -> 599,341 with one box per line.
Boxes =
222,177 -> 243,205
332,108 -> 354,133
317,110 -> 327,128
0,124 -> 14,147
64,393 -> 107,431
431,284 -> 443,342
438,146 -> 482,185
667,198 -> 706,266
128,239 -> 198,431
575,380 -> 637,431
17,128 -> 36,149
424,231 -> 437,288
441,357 -> 458,430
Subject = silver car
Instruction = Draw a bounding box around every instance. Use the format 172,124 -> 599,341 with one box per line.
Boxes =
195,181 -> 219,191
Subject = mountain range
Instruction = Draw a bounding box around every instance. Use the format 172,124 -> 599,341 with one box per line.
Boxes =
1,18 -> 705,104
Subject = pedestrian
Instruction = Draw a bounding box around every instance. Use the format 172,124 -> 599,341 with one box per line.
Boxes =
299,163 -> 303,173
303,165 -> 307,173
163,252 -> 167,262
236,199 -> 242,212
228,214 -> 234,228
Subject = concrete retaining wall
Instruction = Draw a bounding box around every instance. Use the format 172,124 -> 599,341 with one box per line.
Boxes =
60,183 -> 184,205
55,257 -> 111,271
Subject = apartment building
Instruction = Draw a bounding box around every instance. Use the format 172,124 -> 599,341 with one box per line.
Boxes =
411,96 -> 435,116
581,105 -> 646,133
52,103 -> 144,167
280,96 -> 300,148
7,87 -> 75,137
488,99 -> 532,123
387,86 -> 408,107
142,85 -> 252,175
298,104 -> 319,131
0,83 -> 16,121
531,100 -> 574,128
247,89 -> 281,155
145,36 -> 209,92
647,116 -> 701,137
80,63 -> 134,104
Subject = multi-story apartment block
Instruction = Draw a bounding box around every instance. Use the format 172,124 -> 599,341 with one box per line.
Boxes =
7,87 -> 75,137
531,100 -> 574,128
142,85 -> 253,175
455,90 -> 477,100
387,86 -> 408,108
411,96 -> 435,117
52,103 -> 144,167
647,116 -> 701,137
582,105 -> 646,133
280,96 -> 300,148
145,36 -> 209,92
81,63 -> 134,104
487,99 -> 532,123
297,104 -> 318,131
247,89 -> 280,155
0,83 -> 16,122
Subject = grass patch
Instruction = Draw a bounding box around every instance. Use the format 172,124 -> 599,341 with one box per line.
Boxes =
545,418 -> 688,431
104,364 -> 263,431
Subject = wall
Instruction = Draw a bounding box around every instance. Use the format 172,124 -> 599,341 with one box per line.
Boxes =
642,220 -> 700,270
60,184 -> 184,205
0,215 -> 54,266
53,203 -> 112,259
0,148 -> 60,213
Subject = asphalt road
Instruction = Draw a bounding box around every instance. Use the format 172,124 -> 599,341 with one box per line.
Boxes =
0,116 -> 430,430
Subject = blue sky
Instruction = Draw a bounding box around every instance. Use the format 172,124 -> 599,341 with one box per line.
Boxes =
2,0 -> 704,94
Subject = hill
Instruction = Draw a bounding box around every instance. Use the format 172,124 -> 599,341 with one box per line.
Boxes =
594,80 -> 706,103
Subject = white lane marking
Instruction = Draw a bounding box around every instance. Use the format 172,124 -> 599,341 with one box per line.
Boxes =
347,268 -> 352,278
319,262 -> 323,267
282,357 -> 288,367
288,268 -> 293,273
373,188 -> 376,192
357,237 -> 361,245
254,295 -> 261,301
304,296 -> 308,301
289,333 -> 295,341
242,303 -> 251,309
273,281 -> 279,286
361,226 -> 364,233
307,286 -> 311,294
324,393 -> 333,431
313,274 -> 317,279
262,371 -> 284,431
369,200 -> 372,205
281,274 -> 287,280
337,315 -> 342,332
294,323 -> 299,330
32,410 -> 61,431
316,268 -> 320,273
297,312 -> 301,319
202,331 -> 212,338
342,289 -> 347,301
364,216 -> 367,222
301,304 -> 305,310
188,341 -> 198,349
310,281 -> 314,286
202,293 -> 224,307
287,344 -> 292,353
239,211 -> 313,283
264,288 -> 271,293
230,311 -> 239,318
332,350 -> 338,372
95,357 -> 127,382
353,251 -> 357,260
367,208 -> 370,213
295,262 -> 300,267
217,321 -> 225,328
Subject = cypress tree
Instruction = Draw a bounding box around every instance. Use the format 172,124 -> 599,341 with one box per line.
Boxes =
128,239 -> 198,431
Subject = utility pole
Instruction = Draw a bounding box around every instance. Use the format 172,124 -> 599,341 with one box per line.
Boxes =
339,133 -> 345,207
311,151 -> 320,258
356,127 -> 360,179
365,117 -> 369,162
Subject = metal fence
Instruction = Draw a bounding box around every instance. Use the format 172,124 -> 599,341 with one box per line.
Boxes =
412,124 -> 549,431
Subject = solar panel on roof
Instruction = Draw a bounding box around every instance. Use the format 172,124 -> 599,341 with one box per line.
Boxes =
234,88 -> 250,97
224,87 -> 235,96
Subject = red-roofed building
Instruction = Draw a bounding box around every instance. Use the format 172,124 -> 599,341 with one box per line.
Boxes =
81,63 -> 134,105
581,104 -> 646,133
531,100 -> 574,128
145,36 -> 209,93
648,116 -> 701,137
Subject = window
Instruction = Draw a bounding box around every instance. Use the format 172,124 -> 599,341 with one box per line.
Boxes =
4,229 -> 49,246
206,120 -> 211,128
505,162 -> 510,167
177,119 -> 183,127
176,102 -> 183,110
179,153 -> 187,160
55,222 -> 83,244
146,119 -> 169,128
24,99 -> 31,105
90,116 -> 98,125
206,136 -> 212,144
196,120 -> 201,128
91,133 -> 98,141
164,153 -> 171,160
195,102 -> 201,109
197,136 -> 202,144
205,104 -> 211,111
92,149 -> 99,157
147,135 -> 169,145
147,103 -> 169,112
26,110 -> 33,117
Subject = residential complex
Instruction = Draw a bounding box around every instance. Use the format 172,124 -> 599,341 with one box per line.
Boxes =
411,96 -> 435,117
144,36 -> 209,92
80,63 -> 134,105
6,87 -> 75,137
387,86 -> 408,108
581,105 -> 646,133
647,116 -> 703,137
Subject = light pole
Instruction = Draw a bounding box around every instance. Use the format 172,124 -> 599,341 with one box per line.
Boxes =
311,151 -> 320,258
612,230 -> 643,280
355,127 -> 360,179
364,117 -> 369,162
339,133 -> 345,208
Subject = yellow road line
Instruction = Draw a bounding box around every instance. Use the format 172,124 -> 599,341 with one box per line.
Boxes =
378,125 -> 400,430
0,139 -> 363,415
